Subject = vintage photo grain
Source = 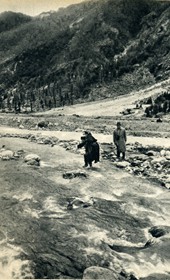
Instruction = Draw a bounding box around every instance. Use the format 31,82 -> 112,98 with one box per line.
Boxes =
0,0 -> 170,279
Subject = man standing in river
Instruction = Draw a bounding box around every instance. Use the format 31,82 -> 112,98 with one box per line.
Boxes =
113,122 -> 127,160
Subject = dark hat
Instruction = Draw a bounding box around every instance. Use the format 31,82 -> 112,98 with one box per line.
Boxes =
83,131 -> 91,135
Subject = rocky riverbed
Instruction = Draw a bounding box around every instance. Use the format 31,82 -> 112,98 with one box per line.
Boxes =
0,83 -> 170,279
0,133 -> 170,280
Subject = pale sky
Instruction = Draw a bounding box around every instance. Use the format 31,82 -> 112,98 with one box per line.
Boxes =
0,0 -> 84,16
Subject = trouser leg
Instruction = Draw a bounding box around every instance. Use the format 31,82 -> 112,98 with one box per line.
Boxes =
84,154 -> 88,166
88,153 -> 92,167
122,152 -> 125,160
117,149 -> 120,158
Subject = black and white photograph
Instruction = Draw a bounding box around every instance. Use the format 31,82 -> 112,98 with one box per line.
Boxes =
0,0 -> 170,279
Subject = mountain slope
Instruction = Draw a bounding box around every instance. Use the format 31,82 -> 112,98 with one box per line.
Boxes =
0,0 -> 169,112
0,11 -> 32,33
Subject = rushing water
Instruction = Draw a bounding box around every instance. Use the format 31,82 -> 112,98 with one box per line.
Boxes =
0,239 -> 33,279
0,137 -> 170,279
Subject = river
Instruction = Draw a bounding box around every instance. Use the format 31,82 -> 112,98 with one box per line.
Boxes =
0,136 -> 170,279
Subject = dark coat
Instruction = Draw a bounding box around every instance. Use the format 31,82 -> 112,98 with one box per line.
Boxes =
113,127 -> 127,152
77,134 -> 100,164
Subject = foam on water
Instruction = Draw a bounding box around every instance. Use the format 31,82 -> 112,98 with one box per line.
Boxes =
121,201 -> 164,219
40,161 -> 56,168
74,224 -> 115,245
23,206 -> 41,219
90,192 -> 118,201
13,192 -> 34,202
84,246 -> 103,255
111,172 -> 132,180
0,239 -> 33,279
109,239 -> 144,248
110,233 -> 170,278
124,258 -> 170,278
42,196 -> 67,218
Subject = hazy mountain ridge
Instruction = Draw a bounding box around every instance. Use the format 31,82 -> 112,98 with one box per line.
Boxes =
0,11 -> 32,33
0,0 -> 169,112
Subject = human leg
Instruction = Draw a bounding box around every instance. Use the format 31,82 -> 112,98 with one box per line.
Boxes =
117,148 -> 120,159
83,154 -> 88,167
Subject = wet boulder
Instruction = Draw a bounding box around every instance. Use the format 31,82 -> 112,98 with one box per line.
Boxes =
83,266 -> 117,280
160,150 -> 166,157
29,135 -> 37,142
37,120 -> 49,128
114,161 -> 131,169
17,149 -> 25,155
24,154 -> 41,166
63,170 -> 87,179
27,159 -> 40,166
43,138 -> 53,145
129,154 -> 148,162
149,226 -> 168,238
131,159 -> 143,167
68,197 -> 94,209
0,150 -> 14,160
146,150 -> 157,157
151,157 -> 168,165
164,176 -> 170,189
120,270 -> 138,280
165,151 -> 170,160
122,108 -> 134,115
24,154 -> 40,162
19,124 -> 24,129
137,154 -> 149,161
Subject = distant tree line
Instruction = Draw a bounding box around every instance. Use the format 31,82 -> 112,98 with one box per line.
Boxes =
0,0 -> 169,113
0,61 -> 118,113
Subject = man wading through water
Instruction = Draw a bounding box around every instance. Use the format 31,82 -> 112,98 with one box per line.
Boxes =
113,122 -> 127,160
77,131 -> 100,168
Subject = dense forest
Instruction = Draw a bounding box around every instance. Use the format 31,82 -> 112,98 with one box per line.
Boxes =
0,0 -> 169,112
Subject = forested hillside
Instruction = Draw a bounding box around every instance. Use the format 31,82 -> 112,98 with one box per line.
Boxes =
0,11 -> 32,33
0,0 -> 169,112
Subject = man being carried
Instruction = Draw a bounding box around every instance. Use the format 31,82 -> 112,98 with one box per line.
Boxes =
77,131 -> 100,168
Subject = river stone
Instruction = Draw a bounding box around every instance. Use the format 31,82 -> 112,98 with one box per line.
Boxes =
17,149 -> 25,155
29,135 -> 36,142
70,198 -> 85,206
131,159 -> 143,167
165,151 -> 170,160
115,161 -> 131,168
70,197 -> 94,208
24,154 -> 40,162
165,177 -> 170,188
137,154 -> 149,161
63,170 -> 87,179
129,154 -> 148,161
149,226 -> 168,238
165,183 -> 170,189
37,121 -> 49,128
146,150 -> 157,156
19,124 -> 24,129
166,155 -> 170,160
151,157 -> 168,165
43,138 -> 53,145
83,266 -> 117,280
27,159 -> 40,166
160,149 -> 166,157
0,150 -> 14,160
